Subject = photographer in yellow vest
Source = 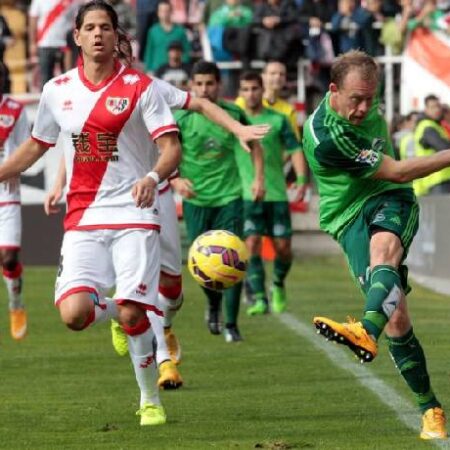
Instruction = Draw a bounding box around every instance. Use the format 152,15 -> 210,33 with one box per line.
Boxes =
414,95 -> 450,195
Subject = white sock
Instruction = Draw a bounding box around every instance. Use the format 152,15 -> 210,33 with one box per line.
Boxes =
148,310 -> 170,366
159,292 -> 183,328
90,294 -> 118,325
127,326 -> 160,407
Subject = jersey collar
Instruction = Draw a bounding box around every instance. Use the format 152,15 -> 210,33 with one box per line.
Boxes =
77,59 -> 122,92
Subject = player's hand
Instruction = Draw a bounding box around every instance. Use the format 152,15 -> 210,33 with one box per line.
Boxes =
252,178 -> 265,201
292,183 -> 307,202
171,178 -> 196,199
44,186 -> 64,215
132,176 -> 156,208
237,124 -> 270,153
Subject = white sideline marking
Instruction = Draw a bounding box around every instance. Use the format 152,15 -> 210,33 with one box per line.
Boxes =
277,313 -> 450,448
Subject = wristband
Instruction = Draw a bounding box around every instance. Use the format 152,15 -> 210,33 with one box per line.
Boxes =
146,171 -> 160,184
296,174 -> 307,185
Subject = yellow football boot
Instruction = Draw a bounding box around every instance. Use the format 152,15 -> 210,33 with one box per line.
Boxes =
164,327 -> 181,365
10,308 -> 27,340
136,403 -> 166,426
313,316 -> 378,363
110,319 -> 128,356
420,407 -> 448,440
157,360 -> 183,390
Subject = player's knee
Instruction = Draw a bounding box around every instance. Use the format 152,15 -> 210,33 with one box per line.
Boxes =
58,295 -> 95,331
386,309 -> 410,334
121,314 -> 150,336
274,241 -> 291,260
118,302 -> 147,329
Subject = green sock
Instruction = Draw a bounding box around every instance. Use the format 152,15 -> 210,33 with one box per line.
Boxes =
362,265 -> 402,340
223,282 -> 242,326
387,328 -> 440,413
246,255 -> 266,299
273,257 -> 292,287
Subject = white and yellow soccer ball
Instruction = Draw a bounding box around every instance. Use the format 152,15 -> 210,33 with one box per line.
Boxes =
187,230 -> 248,291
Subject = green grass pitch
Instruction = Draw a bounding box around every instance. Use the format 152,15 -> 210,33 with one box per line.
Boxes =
0,256 -> 448,449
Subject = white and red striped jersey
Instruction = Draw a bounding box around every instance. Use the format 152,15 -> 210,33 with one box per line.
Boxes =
32,63 -> 179,231
29,0 -> 79,48
153,78 -> 190,194
0,97 -> 30,205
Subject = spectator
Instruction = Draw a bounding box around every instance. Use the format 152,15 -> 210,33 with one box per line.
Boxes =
407,0 -> 449,31
28,0 -> 79,87
136,0 -> 162,61
414,94 -> 450,194
144,0 -> 191,74
209,0 -> 253,27
208,0 -> 254,68
170,0 -> 204,25
253,0 -> 302,65
299,0 -> 336,91
330,0 -> 373,55
155,40 -> 191,89
203,0 -> 253,24
359,0 -> 385,56
0,14 -> 14,93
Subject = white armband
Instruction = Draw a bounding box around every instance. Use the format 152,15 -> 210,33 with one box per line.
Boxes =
146,171 -> 160,184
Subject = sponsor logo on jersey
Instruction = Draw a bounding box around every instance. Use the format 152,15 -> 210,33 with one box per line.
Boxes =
106,97 -> 130,115
54,76 -> 71,85
123,74 -> 140,85
355,149 -> 379,166
62,100 -> 73,111
0,114 -> 15,128
136,283 -> 147,296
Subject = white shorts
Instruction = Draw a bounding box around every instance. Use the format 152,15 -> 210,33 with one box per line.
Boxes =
0,203 -> 21,249
55,228 -> 161,310
159,187 -> 182,276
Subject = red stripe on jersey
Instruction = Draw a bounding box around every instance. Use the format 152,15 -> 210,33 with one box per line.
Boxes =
0,98 -> 23,145
69,223 -> 160,231
31,136 -> 55,148
183,93 -> 191,109
0,201 -> 20,207
55,285 -> 98,307
151,124 -> 179,141
65,68 -> 152,231
0,245 -> 20,251
36,0 -> 73,44
158,183 -> 171,195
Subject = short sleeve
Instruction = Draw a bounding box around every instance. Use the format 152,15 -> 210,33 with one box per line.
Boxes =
281,116 -> 302,154
154,78 -> 190,110
315,130 -> 383,178
141,82 -> 179,141
12,107 -> 30,148
31,84 -> 60,146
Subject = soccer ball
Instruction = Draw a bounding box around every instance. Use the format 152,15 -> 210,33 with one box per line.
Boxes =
187,230 -> 248,291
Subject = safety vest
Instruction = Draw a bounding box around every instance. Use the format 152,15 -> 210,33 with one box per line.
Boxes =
399,132 -> 427,196
414,119 -> 450,194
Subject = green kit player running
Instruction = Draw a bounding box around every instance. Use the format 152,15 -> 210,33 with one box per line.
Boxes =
303,50 -> 448,440
172,61 -> 264,342
236,72 -> 307,315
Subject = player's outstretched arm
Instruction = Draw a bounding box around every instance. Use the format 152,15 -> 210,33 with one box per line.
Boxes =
373,151 -> 450,183
132,131 -> 182,208
188,97 -> 270,151
0,138 -> 48,183
44,156 -> 66,216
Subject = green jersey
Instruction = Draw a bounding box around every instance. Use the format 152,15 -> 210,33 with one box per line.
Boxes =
303,93 -> 415,239
235,107 -> 301,201
175,100 -> 248,207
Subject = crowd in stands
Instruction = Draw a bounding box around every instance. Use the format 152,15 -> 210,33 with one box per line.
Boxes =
0,0 -> 450,96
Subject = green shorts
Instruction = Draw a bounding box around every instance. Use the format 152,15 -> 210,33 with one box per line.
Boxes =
243,200 -> 292,239
183,198 -> 243,243
338,189 -> 419,296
